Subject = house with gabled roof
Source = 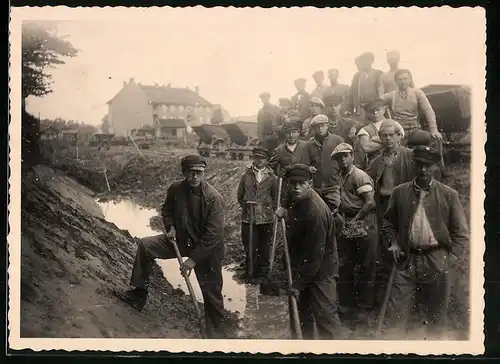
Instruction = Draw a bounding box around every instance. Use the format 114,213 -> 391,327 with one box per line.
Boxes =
106,78 -> 217,136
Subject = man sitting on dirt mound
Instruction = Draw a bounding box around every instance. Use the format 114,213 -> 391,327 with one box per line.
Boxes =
114,155 -> 231,339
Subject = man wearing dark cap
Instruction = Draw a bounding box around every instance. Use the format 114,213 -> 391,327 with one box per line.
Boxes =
381,146 -> 469,339
331,143 -> 378,315
291,78 -> 311,122
380,50 -> 416,94
324,94 -> 363,145
306,114 -> 344,214
345,52 -> 384,120
237,147 -> 279,282
276,97 -> 295,145
355,99 -> 405,169
115,155 -> 230,338
323,68 -> 351,107
301,97 -> 326,139
275,164 -> 344,340
311,70 -> 328,99
257,92 -> 281,151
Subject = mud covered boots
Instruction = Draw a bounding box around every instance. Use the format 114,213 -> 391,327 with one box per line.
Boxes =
114,287 -> 148,311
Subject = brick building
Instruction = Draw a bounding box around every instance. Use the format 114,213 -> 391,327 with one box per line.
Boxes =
106,78 -> 216,136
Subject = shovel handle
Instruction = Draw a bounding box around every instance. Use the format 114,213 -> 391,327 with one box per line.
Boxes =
269,177 -> 283,272
282,218 -> 303,339
170,237 -> 207,338
375,263 -> 397,338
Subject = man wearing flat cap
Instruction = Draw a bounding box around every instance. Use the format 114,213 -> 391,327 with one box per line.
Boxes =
306,114 -> 345,214
115,155 -> 231,338
257,92 -> 281,151
323,68 -> 351,108
275,163 -> 345,339
291,78 -> 312,122
381,146 -> 469,339
324,94 -> 363,145
237,147 -> 279,282
276,97 -> 295,145
301,97 -> 326,139
311,70 -> 329,99
331,143 -> 378,315
355,99 -> 405,169
345,52 -> 384,120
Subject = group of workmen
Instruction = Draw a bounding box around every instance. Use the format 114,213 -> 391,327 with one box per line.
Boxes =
115,50 -> 469,341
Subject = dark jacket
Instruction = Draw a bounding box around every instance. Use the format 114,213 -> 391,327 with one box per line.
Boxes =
291,91 -> 312,121
381,180 -> 469,258
237,165 -> 279,225
346,69 -> 384,114
307,133 -> 344,210
161,179 -> 225,263
257,103 -> 281,138
286,189 -> 339,290
268,140 -> 311,177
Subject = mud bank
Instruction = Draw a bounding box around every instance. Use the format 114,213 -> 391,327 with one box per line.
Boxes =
20,165 -> 234,338
53,147 -> 471,339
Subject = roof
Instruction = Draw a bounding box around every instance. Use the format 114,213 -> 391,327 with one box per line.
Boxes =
41,126 -> 61,133
141,85 -> 212,106
157,118 -> 187,128
138,124 -> 155,131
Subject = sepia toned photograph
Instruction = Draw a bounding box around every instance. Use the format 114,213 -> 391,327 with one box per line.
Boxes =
8,6 -> 486,355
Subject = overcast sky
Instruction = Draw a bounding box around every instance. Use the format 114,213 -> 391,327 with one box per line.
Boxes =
22,6 -> 485,125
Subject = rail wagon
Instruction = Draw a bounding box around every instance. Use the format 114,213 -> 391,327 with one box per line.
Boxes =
221,121 -> 260,160
191,124 -> 230,158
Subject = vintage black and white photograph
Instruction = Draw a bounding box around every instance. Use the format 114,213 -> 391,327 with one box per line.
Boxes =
8,6 -> 485,355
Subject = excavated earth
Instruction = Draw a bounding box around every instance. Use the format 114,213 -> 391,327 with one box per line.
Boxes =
21,144 -> 471,340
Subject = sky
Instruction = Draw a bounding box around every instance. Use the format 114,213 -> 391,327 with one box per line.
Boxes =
21,6 -> 486,126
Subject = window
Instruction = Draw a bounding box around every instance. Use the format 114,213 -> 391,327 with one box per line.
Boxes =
161,104 -> 167,112
179,105 -> 184,112
170,105 -> 176,112
171,129 -> 177,137
199,116 -> 205,124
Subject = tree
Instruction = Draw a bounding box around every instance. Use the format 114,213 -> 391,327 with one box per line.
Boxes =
22,20 -> 78,99
210,107 -> 224,125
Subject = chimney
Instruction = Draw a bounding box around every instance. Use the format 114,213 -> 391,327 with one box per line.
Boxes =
195,86 -> 199,94
129,77 -> 135,84
123,80 -> 126,86
167,83 -> 171,88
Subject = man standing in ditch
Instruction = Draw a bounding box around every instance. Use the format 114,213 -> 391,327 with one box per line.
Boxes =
381,146 -> 468,338
275,164 -> 345,340
115,155 -> 231,339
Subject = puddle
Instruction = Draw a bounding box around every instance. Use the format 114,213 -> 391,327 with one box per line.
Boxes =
97,199 -> 246,313
98,198 -> 290,338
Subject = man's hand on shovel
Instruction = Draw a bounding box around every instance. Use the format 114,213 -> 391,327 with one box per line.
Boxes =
288,287 -> 300,301
180,258 -> 196,277
388,242 -> 405,264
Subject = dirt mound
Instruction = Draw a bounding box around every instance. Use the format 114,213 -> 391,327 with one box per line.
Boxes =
20,165 -> 240,338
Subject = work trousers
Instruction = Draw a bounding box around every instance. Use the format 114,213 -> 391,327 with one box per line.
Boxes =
289,277 -> 344,340
241,222 -> 273,278
375,195 -> 393,308
338,222 -> 379,310
130,234 -> 229,339
383,248 -> 451,339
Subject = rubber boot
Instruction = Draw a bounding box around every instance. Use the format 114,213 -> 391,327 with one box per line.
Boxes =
114,287 -> 148,311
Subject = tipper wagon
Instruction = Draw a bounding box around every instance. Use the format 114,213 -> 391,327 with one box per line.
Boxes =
221,121 -> 260,160
191,124 -> 230,158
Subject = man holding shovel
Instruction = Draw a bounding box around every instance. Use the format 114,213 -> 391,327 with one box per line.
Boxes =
115,155 -> 231,339
275,164 -> 344,340
380,146 -> 468,339
237,147 -> 279,283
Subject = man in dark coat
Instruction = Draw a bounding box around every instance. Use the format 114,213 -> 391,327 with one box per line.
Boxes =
115,155 -> 230,338
275,164 -> 345,340
381,146 -> 469,339
237,147 -> 279,282
257,92 -> 281,151
291,78 -> 312,122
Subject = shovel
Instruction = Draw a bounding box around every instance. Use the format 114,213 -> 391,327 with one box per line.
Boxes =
282,219 -> 302,339
169,236 -> 207,339
374,262 -> 396,339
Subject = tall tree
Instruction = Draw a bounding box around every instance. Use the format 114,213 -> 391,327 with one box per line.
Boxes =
22,20 -> 78,99
210,107 -> 224,125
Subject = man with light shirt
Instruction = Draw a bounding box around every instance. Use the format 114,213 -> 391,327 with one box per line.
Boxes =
381,146 -> 468,339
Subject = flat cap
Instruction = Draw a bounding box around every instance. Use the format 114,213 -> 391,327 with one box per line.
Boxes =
312,70 -> 324,78
285,163 -> 313,182
181,154 -> 207,171
331,142 -> 354,158
259,92 -> 270,98
309,96 -> 325,108
279,97 -> 293,106
406,129 -> 434,148
358,52 -> 375,61
412,145 -> 441,165
294,78 -> 307,84
283,120 -> 301,132
363,99 -> 386,111
252,147 -> 270,159
310,114 -> 329,127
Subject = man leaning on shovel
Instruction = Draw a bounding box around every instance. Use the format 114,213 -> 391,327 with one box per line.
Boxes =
114,155 -> 232,339
275,164 -> 347,340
